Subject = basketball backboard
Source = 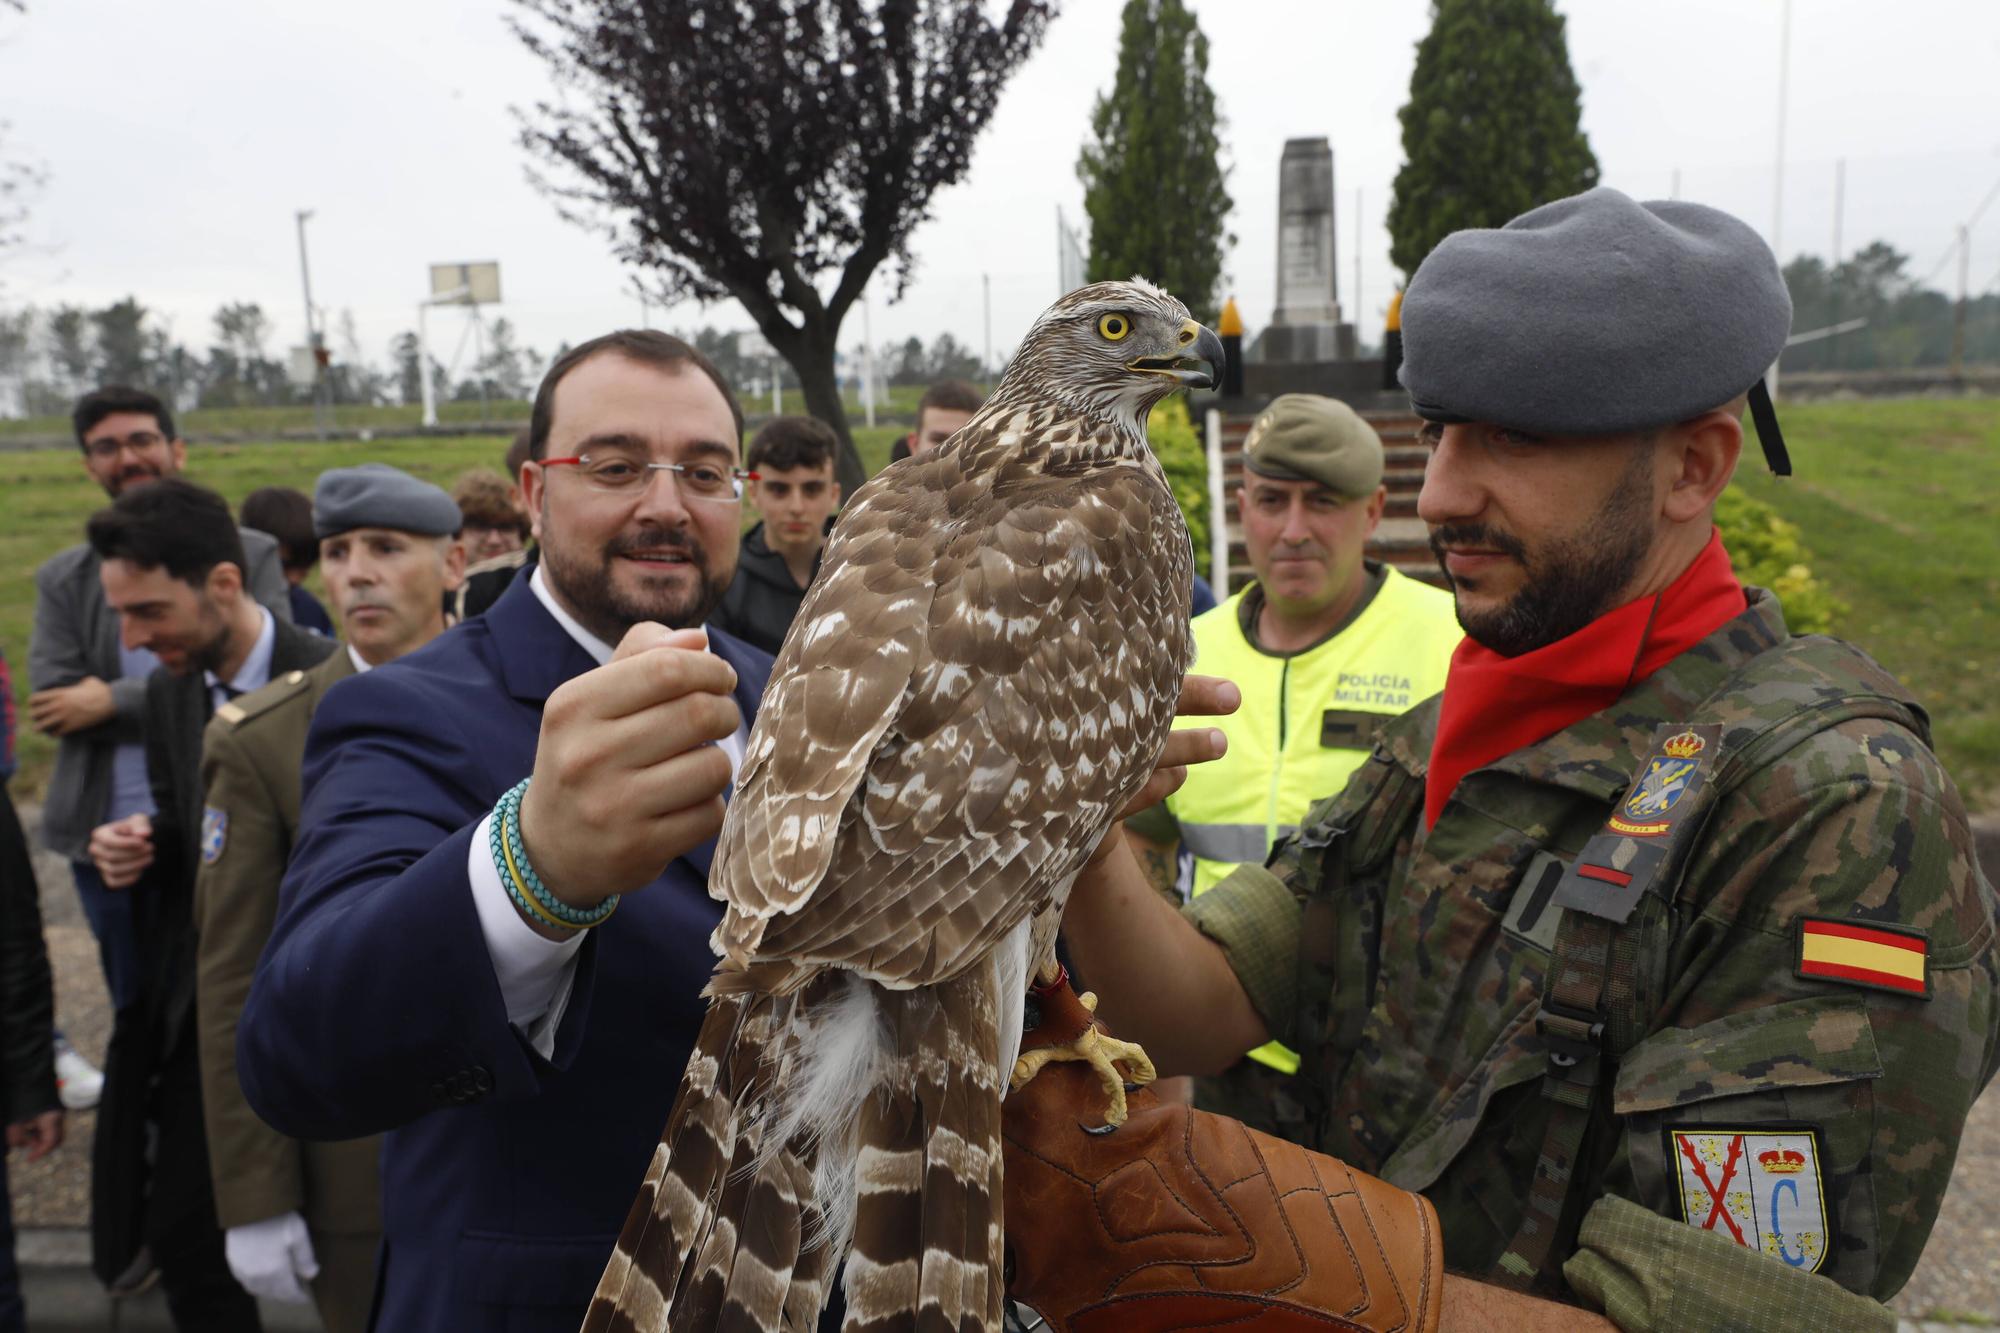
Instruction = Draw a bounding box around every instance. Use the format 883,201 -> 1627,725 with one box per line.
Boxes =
428,261 -> 502,305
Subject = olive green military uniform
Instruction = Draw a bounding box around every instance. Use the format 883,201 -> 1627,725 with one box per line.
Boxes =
195,648 -> 381,1333
1185,588 -> 1999,1331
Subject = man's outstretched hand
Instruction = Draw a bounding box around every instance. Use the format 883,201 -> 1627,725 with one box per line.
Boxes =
517,624 -> 740,923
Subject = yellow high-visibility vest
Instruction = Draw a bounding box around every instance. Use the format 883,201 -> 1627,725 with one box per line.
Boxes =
1166,566 -> 1460,1072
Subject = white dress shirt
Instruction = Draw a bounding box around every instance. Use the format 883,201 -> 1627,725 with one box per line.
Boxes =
466,566 -> 749,1057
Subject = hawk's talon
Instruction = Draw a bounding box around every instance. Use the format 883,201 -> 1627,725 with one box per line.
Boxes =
1010,1024 -> 1157,1128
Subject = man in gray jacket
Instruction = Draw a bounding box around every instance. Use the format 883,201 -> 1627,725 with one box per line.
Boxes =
28,386 -> 288,1025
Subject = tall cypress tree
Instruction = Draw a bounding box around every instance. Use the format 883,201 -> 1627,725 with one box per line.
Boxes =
1387,0 -> 1599,277
1076,0 -> 1233,322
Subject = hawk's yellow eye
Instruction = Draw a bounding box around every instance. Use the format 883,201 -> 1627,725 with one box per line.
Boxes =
1098,313 -> 1131,342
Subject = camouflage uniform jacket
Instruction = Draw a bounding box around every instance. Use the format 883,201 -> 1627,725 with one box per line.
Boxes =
1183,588 -> 1999,1331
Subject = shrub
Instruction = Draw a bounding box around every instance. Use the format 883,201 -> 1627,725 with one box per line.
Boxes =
1146,396 -> 1209,565
1715,486 -> 1844,635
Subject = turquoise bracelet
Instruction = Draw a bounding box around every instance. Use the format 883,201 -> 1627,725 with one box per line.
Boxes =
490,777 -> 618,929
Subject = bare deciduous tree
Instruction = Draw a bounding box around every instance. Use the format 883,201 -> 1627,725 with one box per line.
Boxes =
511,0 -> 1056,489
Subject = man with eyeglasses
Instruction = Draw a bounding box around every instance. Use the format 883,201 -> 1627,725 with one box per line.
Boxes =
27,387 -> 289,1133
235,331 -> 832,1333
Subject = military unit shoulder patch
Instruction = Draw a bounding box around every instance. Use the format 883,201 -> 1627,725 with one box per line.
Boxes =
1608,727 -> 1709,837
200,806 -> 228,865
1666,1125 -> 1829,1274
1796,916 -> 1930,999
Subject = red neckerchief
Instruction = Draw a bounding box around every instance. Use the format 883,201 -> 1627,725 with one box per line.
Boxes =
1424,529 -> 1746,830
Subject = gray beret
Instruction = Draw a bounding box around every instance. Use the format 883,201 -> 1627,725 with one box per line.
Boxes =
1244,394 -> 1384,498
313,463 -> 462,539
1399,188 -> 1792,437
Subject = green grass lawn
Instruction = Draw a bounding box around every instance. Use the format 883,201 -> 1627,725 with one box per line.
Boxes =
1735,397 -> 2000,806
4,399 -> 1993,808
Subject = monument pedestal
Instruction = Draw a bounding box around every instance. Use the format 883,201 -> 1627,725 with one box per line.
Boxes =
1254,322 -> 1357,365
1265,137 -> 1345,364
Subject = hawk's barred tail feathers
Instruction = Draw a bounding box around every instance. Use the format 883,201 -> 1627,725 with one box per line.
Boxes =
583,990 -> 831,1333
585,965 -> 1011,1333
841,969 -> 1006,1333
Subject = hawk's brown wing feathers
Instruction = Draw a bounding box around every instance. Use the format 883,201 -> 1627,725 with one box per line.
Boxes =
590,279 -> 1212,1333
712,425 -> 1192,990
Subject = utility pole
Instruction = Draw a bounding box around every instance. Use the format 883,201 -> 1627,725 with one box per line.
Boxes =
1771,0 -> 1792,258
982,273 -> 993,383
1832,158 -> 1846,267
1952,225 -> 1970,377
1671,167 -> 1681,201
1830,158 -> 1847,368
295,209 -> 328,440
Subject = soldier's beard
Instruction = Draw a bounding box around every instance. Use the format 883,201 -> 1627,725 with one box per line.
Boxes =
1435,454 -> 1656,658
541,522 -> 733,642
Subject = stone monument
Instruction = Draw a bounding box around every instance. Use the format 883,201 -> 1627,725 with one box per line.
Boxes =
1258,137 -> 1356,364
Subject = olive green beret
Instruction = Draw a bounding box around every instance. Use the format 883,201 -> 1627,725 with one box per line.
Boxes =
314,463 -> 462,539
1399,188 -> 1792,447
1243,394 -> 1384,499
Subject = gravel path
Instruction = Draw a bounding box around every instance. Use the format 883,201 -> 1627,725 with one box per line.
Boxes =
12,805 -> 1999,1320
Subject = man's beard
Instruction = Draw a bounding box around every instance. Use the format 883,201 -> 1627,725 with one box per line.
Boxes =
185,599 -> 235,679
541,523 -> 730,642
104,462 -> 165,497
1431,451 -> 1656,657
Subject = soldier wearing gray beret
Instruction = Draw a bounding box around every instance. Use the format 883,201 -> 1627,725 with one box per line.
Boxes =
313,462 -> 463,539
1399,186 -> 1794,474
197,463 -> 468,1330
1043,184 -> 1992,1332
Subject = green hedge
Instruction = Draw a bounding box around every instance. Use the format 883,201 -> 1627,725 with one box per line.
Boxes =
1146,396 -> 1209,566
1715,486 -> 1843,635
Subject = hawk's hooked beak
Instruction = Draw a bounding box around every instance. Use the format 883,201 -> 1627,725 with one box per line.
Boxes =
1129,320 -> 1225,392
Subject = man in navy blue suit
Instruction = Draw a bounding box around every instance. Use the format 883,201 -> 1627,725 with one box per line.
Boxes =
236,330 -> 810,1332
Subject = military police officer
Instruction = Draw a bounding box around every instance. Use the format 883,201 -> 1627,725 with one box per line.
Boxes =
1123,394 -> 1458,1126
1011,189 -> 2000,1332
194,464 -> 464,1330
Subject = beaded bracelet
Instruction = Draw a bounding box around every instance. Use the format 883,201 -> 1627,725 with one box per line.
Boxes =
490,777 -> 618,930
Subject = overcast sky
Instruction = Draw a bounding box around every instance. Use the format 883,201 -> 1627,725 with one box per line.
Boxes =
4,0 -> 1998,380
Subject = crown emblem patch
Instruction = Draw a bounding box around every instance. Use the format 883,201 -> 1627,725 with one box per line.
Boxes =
1661,730 -> 1705,760
1608,728 -> 1713,837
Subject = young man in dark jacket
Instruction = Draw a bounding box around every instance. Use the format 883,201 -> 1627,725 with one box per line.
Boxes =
0,648 -> 65,1333
85,480 -> 335,1329
707,415 -> 843,656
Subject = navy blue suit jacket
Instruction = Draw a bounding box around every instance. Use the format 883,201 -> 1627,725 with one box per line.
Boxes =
238,577 -> 773,1332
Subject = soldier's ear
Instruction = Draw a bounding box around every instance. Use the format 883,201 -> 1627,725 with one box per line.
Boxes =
1662,410 -> 1742,524
440,537 -> 468,592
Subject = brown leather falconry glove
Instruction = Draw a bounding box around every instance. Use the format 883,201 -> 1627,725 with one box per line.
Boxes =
1002,970 -> 1444,1333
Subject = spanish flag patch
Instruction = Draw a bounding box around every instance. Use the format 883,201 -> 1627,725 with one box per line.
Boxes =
1796,917 -> 1930,999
